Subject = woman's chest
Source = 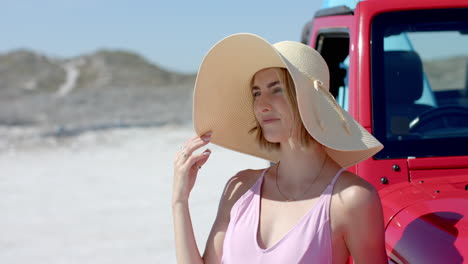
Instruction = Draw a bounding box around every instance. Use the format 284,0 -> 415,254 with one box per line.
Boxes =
256,196 -> 350,263
257,197 -> 324,249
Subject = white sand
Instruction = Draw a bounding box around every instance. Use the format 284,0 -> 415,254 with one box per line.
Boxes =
0,125 -> 267,263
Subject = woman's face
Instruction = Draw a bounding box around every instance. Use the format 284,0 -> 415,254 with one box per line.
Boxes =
252,68 -> 295,143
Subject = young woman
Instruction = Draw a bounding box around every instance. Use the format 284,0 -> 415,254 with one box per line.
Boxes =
173,33 -> 388,263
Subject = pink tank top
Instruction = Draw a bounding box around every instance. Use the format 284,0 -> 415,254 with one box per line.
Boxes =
222,167 -> 346,264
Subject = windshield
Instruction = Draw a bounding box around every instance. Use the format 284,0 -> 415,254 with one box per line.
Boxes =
371,8 -> 468,159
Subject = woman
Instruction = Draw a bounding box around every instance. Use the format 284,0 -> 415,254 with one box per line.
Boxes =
173,33 -> 387,263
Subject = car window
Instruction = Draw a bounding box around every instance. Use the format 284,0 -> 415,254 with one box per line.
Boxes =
371,8 -> 468,159
315,31 -> 350,111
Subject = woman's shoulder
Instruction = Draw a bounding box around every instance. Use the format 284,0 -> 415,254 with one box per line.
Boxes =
222,167 -> 267,201
333,170 -> 382,212
331,170 -> 386,259
215,167 -> 268,223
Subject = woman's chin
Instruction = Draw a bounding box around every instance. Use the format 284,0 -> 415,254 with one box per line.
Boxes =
263,134 -> 289,144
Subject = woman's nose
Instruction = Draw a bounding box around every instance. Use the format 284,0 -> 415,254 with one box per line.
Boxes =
255,95 -> 271,113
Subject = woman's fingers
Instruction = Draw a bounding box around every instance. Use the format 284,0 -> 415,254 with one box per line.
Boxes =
177,132 -> 212,163
197,149 -> 211,168
172,132 -> 212,203
187,149 -> 211,169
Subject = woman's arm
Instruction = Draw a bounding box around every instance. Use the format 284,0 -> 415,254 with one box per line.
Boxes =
172,201 -> 204,264
172,132 -> 256,264
172,133 -> 212,264
342,179 -> 388,264
172,179 -> 233,264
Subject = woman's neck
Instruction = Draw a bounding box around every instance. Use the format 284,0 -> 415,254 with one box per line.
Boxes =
277,138 -> 332,188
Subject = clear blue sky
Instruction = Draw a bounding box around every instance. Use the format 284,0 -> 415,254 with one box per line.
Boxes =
0,0 -> 323,73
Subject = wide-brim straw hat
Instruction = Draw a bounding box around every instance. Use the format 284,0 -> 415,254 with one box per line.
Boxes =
193,33 -> 383,168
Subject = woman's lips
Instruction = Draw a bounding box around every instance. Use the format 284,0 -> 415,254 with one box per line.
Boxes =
262,118 -> 280,125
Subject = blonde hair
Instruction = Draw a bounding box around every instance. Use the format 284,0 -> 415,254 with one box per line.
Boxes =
249,67 -> 312,151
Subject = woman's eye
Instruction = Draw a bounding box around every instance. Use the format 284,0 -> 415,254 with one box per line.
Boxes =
252,91 -> 260,97
273,87 -> 283,93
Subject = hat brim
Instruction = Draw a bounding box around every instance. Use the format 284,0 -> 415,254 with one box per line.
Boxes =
193,33 -> 283,161
193,33 -> 383,167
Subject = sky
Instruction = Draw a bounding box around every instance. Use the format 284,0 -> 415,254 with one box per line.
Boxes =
0,0 -> 323,73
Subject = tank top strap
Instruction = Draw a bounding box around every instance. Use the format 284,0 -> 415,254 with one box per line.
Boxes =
330,167 -> 347,186
252,167 -> 270,193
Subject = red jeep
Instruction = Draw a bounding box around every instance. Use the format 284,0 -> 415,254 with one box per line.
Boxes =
303,0 -> 468,262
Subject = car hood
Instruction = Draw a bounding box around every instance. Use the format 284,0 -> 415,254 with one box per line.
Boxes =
381,180 -> 468,263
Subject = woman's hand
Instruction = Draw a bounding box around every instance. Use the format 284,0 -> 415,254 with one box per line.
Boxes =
173,132 -> 212,205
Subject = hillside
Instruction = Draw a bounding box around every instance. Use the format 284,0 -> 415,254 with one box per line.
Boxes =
423,56 -> 468,91
0,49 -> 196,135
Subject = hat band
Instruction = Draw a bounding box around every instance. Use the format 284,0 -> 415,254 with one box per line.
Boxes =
313,80 -> 352,135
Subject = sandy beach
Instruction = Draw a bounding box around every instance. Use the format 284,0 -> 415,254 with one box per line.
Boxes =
0,124 -> 267,263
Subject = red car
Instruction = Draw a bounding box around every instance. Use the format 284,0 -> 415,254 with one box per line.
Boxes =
303,0 -> 468,263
